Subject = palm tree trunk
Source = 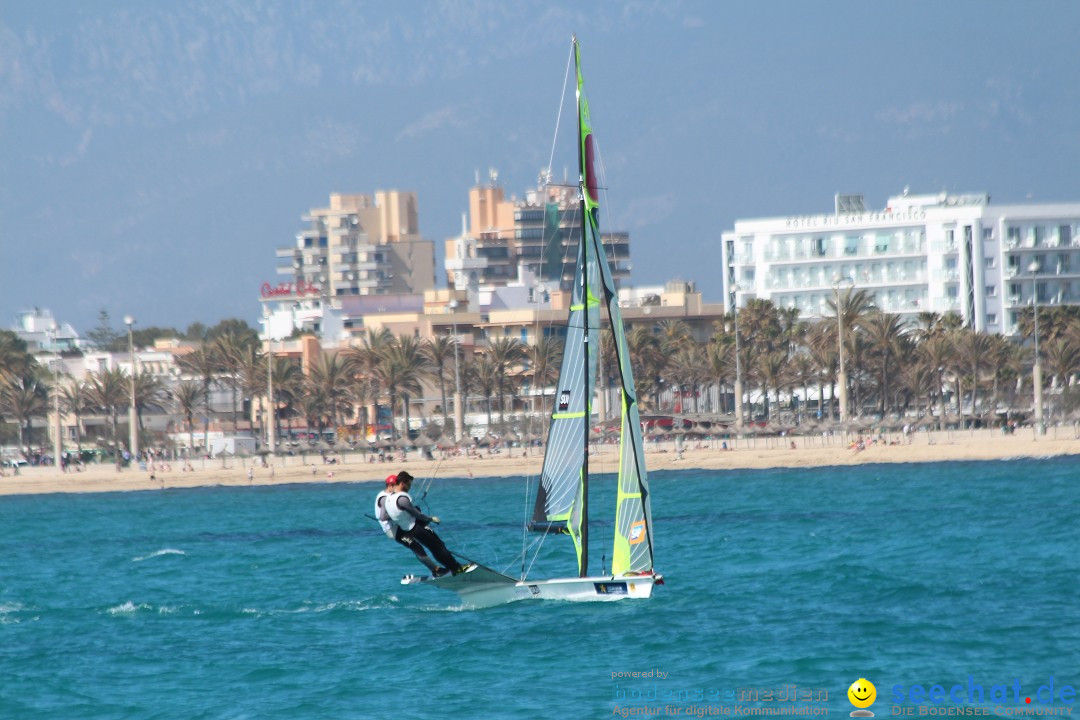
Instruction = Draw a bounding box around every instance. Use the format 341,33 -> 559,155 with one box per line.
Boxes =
438,369 -> 449,429
970,363 -> 979,422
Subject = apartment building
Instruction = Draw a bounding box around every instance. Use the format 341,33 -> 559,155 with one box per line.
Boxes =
721,191 -> 1080,336
263,191 -> 436,339
445,172 -> 631,292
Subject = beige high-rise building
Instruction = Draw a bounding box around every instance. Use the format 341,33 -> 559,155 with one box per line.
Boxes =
445,173 -> 632,291
262,191 -> 435,339
273,190 -> 434,298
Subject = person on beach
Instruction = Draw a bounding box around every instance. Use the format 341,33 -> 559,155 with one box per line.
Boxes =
385,471 -> 471,577
374,474 -> 442,575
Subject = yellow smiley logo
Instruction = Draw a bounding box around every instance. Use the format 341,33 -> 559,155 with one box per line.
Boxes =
848,678 -> 876,711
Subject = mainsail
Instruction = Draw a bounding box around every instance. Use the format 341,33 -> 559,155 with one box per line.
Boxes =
531,36 -> 654,579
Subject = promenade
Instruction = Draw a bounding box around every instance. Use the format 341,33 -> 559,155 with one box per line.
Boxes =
3,426 -> 1077,496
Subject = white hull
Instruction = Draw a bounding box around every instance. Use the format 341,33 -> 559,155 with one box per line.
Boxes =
460,574 -> 661,609
403,564 -> 662,609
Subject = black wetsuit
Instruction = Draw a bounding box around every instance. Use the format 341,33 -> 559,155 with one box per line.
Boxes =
389,492 -> 462,572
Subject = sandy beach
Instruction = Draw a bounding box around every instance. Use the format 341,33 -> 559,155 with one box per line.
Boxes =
3,426 -> 1078,497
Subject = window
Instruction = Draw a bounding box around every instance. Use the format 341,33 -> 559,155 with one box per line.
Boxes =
1007,226 -> 1021,243
984,257 -> 995,268
983,228 -> 993,240
947,286 -> 959,298
986,313 -> 997,325
985,285 -> 996,297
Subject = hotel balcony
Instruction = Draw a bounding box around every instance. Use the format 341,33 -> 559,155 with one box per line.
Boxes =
763,242 -> 926,264
766,271 -> 926,291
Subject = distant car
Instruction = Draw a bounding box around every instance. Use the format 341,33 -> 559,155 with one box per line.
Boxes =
1,457 -> 28,468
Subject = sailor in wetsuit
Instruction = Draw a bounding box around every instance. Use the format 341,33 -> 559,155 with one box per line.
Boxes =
375,474 -> 441,574
385,471 -> 470,577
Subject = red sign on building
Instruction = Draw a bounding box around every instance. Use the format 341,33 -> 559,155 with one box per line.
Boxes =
260,281 -> 320,298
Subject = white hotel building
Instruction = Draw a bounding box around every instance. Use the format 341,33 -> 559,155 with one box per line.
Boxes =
721,191 -> 1080,336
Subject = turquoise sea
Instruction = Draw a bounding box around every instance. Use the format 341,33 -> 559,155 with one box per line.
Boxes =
2,459 -> 1078,719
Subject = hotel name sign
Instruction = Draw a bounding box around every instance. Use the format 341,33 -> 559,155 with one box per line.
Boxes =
783,209 -> 927,229
260,280 -> 320,298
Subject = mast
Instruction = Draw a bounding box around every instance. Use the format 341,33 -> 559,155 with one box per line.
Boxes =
575,35 -> 589,578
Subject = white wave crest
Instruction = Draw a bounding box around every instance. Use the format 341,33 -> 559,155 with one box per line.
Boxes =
107,601 -> 152,615
133,548 -> 186,562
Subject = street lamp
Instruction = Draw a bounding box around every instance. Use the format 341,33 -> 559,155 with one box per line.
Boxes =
266,333 -> 276,454
729,284 -> 744,429
1029,260 -> 1044,435
50,348 -> 62,471
833,276 -> 855,424
449,300 -> 464,442
124,315 -> 138,463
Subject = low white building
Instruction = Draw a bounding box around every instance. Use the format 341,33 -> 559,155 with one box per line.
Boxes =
721,191 -> 1080,335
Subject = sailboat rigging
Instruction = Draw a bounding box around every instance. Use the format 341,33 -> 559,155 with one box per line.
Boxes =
402,36 -> 662,607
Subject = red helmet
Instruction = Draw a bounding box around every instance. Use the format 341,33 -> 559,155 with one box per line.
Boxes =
385,474 -> 397,486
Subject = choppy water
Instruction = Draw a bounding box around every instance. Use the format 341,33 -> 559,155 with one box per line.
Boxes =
1,459 -> 1077,719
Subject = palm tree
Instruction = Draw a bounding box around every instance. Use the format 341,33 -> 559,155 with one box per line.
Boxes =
528,335 -> 564,414
300,389 -> 330,441
236,344 -> 267,442
791,353 -> 817,422
984,334 -> 1017,418
755,349 -> 788,420
485,337 -> 527,426
270,355 -> 304,442
86,367 -> 129,467
777,307 -> 802,357
0,331 -> 34,385
172,380 -> 205,454
345,328 -> 395,433
626,326 -> 664,411
1042,337 -> 1080,421
666,345 -> 706,414
805,323 -> 837,420
704,340 -> 733,414
211,332 -> 254,434
132,371 -> 168,437
917,333 -> 954,430
307,352 -> 355,433
859,310 -> 908,415
373,336 -> 429,440
176,346 -> 217,449
826,288 -> 875,417
60,379 -> 92,454
656,319 -> 694,355
472,354 -> 499,430
423,336 -> 457,428
0,372 -> 48,458
954,330 -> 996,421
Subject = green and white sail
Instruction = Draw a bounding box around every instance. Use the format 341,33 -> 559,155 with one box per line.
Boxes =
532,37 -> 654,578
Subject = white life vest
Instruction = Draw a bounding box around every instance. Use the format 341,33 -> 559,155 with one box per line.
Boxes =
385,491 -> 416,532
374,490 -> 394,536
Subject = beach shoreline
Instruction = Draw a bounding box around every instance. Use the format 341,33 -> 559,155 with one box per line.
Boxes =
2,427 -> 1078,497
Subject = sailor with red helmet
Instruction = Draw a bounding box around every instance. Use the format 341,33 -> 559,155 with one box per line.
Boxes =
375,473 -> 440,574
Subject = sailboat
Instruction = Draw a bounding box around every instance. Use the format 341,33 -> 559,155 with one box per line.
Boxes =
402,36 -> 661,608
